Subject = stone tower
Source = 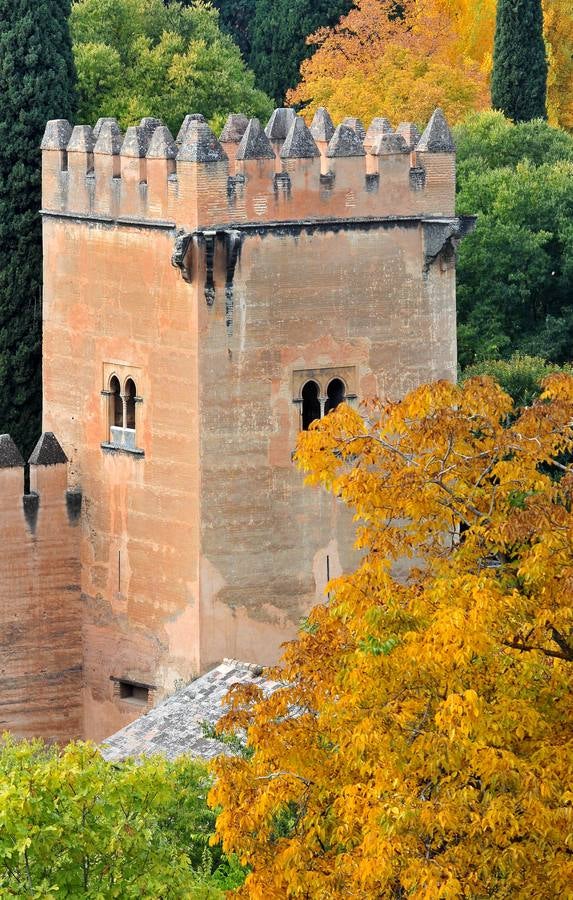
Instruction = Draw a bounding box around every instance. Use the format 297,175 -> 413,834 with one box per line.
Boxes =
11,106 -> 469,741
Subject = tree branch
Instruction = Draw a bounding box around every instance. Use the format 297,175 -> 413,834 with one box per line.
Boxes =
503,639 -> 572,662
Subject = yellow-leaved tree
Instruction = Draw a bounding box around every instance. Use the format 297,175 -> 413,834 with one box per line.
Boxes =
210,376 -> 573,898
288,0 -> 573,129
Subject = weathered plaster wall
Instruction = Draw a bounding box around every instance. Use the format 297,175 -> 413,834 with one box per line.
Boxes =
196,225 -> 456,667
42,220 -> 202,741
0,452 -> 82,742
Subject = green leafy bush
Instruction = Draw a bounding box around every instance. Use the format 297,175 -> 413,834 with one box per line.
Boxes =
71,0 -> 272,134
460,353 -> 573,407
454,112 -> 573,366
0,736 -> 244,898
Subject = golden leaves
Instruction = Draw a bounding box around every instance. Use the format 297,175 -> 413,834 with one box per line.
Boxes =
212,376 -> 573,897
288,0 -> 573,131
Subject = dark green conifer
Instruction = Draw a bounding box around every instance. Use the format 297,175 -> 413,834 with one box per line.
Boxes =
0,1 -> 76,454
249,0 -> 351,104
491,0 -> 547,122
212,0 -> 254,60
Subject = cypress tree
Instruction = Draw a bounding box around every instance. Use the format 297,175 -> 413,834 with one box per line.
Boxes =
0,1 -> 76,454
491,0 -> 547,122
249,0 -> 352,104
213,0 -> 254,60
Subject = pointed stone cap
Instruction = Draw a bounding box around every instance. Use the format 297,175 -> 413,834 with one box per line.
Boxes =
177,121 -> 228,163
94,117 -> 119,140
265,107 -> 296,142
67,124 -> 95,153
41,119 -> 73,150
342,117 -> 366,141
417,108 -> 455,153
94,119 -> 123,155
140,117 -> 162,140
176,113 -> 206,146
236,118 -> 275,160
396,122 -> 421,150
326,124 -> 365,158
220,114 -> 249,143
146,125 -> 177,159
0,434 -> 24,468
280,116 -> 320,159
371,133 -> 408,155
310,107 -> 335,143
365,117 -> 392,147
28,432 -> 68,466
121,125 -> 149,157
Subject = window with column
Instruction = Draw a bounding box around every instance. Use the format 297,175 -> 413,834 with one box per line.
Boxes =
293,367 -> 358,431
102,365 -> 144,455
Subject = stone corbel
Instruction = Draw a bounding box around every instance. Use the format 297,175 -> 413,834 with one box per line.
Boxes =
422,215 -> 476,273
203,230 -> 217,306
171,229 -> 195,283
172,228 -> 243,307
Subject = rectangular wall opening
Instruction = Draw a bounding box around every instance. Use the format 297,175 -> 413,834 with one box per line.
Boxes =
118,680 -> 149,704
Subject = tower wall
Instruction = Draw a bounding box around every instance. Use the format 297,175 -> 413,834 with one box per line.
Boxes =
38,108 -> 467,741
195,224 -> 456,668
41,221 -> 202,741
0,437 -> 82,742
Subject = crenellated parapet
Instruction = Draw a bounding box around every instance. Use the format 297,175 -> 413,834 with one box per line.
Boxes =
41,107 -> 458,234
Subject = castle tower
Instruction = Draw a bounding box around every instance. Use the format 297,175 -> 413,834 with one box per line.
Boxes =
39,106 -> 472,741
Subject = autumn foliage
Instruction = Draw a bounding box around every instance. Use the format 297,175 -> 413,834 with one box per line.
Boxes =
211,376 -> 573,898
288,0 -> 573,130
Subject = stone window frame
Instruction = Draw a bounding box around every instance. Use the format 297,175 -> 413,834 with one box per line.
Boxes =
110,675 -> 156,709
292,365 -> 358,429
101,362 -> 144,456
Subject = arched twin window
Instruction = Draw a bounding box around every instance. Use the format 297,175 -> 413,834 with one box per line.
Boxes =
301,377 -> 347,430
108,375 -> 139,450
302,381 -> 321,430
109,376 -> 123,428
125,379 -> 136,430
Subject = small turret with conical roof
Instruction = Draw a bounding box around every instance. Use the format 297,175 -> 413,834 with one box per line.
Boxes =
417,108 -> 455,153
236,119 -> 275,161
29,432 -> 68,496
280,117 -> 319,160
177,121 -> 228,163
364,117 -> 393,152
327,124 -> 366,158
176,113 -> 206,146
0,434 -> 24,469
415,108 -> 456,213
219,114 -> 250,172
396,122 -> 421,151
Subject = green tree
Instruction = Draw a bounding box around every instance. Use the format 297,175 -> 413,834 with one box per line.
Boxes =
72,0 -> 272,135
212,0 -> 254,60
461,352 -> 573,406
491,0 -> 547,122
454,112 -> 573,366
455,110 -> 573,178
0,737 -> 244,897
0,0 -> 76,455
248,0 -> 351,104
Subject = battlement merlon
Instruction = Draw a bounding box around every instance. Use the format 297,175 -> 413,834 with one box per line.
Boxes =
0,432 -> 81,528
41,107 -> 458,232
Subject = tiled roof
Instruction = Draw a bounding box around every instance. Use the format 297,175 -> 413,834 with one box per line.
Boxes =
101,659 -> 279,762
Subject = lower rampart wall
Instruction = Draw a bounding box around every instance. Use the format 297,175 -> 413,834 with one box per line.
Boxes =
0,437 -> 82,743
